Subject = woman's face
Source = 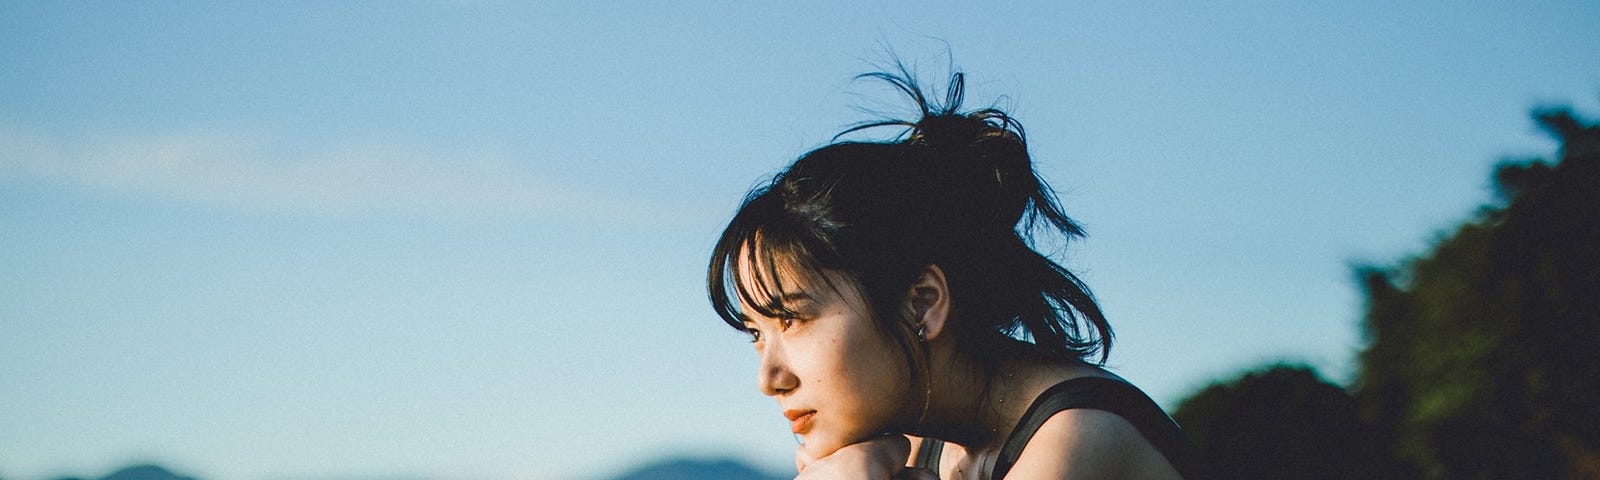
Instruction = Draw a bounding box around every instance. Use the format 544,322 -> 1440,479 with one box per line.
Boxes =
738,262 -> 913,459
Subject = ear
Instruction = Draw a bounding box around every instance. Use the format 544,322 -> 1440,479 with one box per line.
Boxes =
905,264 -> 952,341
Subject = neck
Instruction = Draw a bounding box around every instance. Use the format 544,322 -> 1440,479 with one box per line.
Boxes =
912,349 -> 1030,451
910,341 -> 1098,453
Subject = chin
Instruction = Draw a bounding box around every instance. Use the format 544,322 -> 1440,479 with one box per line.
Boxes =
800,433 -> 850,459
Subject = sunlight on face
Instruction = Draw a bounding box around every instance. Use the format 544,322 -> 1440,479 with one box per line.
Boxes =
735,248 -> 914,459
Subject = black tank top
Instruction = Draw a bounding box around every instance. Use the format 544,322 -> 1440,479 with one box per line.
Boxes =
913,377 -> 1205,479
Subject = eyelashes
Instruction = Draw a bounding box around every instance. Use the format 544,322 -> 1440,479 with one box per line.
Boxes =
743,316 -> 802,343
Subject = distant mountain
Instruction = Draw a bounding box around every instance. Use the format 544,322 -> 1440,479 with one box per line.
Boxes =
48,465 -> 195,480
36,459 -> 781,480
604,457 -> 785,480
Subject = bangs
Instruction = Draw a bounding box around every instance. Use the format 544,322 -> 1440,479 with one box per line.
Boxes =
708,213 -> 841,329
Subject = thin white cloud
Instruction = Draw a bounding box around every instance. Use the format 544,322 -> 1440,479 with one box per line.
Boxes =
0,127 -> 668,224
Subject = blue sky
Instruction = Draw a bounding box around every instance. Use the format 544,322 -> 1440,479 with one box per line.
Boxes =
3,2 -> 1597,480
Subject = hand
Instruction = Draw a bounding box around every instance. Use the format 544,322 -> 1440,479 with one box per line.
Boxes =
794,435 -> 936,480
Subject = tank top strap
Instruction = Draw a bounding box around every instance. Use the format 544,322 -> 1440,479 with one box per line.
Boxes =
990,376 -> 1204,479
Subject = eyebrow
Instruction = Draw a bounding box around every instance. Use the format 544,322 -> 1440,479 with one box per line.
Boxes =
778,292 -> 816,304
747,292 -> 817,319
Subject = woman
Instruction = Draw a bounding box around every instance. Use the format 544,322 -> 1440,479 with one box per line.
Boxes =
707,68 -> 1204,479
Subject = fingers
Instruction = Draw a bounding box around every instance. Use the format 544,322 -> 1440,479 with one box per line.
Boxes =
895,467 -> 940,480
862,433 -> 912,459
795,435 -> 919,479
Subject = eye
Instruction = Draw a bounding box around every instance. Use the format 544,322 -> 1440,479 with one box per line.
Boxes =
743,324 -> 762,343
776,313 -> 811,334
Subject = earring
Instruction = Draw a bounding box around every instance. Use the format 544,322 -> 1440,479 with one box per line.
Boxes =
915,323 -> 933,429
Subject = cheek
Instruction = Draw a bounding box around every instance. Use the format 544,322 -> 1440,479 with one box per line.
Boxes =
797,334 -> 903,402
837,332 -> 912,414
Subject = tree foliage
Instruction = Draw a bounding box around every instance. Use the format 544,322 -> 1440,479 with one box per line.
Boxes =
1353,107 -> 1600,479
1174,106 -> 1600,479
1173,364 -> 1396,479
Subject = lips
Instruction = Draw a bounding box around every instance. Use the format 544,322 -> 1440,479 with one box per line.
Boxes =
784,409 -> 816,434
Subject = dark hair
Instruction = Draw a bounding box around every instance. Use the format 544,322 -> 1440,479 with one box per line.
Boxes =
707,68 -> 1112,378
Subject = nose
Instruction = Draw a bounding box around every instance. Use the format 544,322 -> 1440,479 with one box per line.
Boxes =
757,338 -> 798,396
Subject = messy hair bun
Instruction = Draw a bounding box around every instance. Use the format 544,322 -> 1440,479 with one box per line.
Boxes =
708,66 -> 1112,373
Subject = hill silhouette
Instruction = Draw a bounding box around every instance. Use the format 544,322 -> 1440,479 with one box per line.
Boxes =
602,457 -> 785,480
35,460 -> 783,480
48,465 -> 195,480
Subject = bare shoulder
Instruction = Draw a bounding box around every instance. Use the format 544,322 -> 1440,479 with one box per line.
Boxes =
1004,409 -> 1184,480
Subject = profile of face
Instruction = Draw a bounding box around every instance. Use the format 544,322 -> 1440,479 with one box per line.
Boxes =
737,257 -> 913,459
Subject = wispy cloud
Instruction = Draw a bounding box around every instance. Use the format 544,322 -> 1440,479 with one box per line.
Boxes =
0,127 -> 670,224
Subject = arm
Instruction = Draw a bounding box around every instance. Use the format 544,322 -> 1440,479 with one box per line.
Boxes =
795,435 -> 938,480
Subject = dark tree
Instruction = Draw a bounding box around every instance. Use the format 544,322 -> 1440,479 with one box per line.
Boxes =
1174,364 -> 1395,480
1352,107 -> 1600,479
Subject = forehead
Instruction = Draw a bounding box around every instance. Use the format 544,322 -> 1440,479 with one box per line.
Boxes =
732,241 -> 856,315
735,243 -> 819,297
